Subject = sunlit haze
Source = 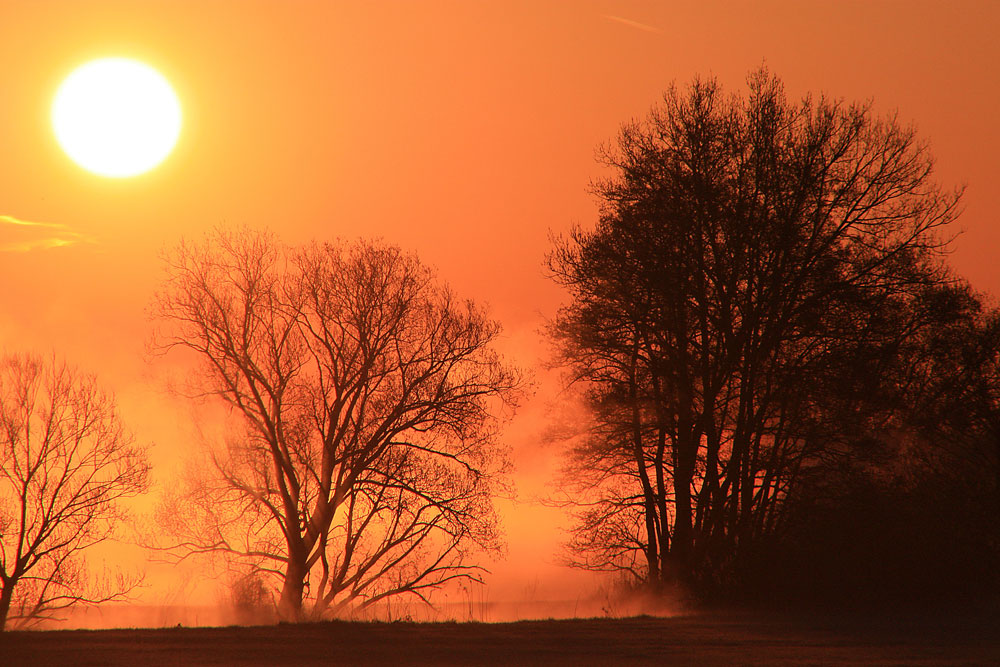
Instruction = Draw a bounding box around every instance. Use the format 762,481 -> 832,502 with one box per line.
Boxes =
1,0 -> 1000,642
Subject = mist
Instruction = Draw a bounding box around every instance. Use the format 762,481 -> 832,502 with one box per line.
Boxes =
36,577 -> 684,631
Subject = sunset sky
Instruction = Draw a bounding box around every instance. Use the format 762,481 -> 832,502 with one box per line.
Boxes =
1,0 -> 999,612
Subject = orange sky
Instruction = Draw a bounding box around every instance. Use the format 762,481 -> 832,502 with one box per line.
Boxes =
2,0 -> 999,613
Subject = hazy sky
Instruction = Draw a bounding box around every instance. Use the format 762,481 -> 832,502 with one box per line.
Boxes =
1,0 -> 999,608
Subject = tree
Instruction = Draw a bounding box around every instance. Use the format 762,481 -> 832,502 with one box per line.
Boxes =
547,68 -> 963,598
152,228 -> 520,620
743,286 -> 1000,608
0,353 -> 150,631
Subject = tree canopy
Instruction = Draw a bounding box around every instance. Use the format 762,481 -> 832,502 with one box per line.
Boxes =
0,354 -> 149,630
153,228 -> 521,619
547,69 -> 990,601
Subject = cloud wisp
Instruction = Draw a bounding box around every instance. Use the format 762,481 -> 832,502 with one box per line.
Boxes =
0,214 -> 94,253
602,14 -> 663,34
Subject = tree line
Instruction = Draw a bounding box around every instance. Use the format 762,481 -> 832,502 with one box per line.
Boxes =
1,68 -> 997,630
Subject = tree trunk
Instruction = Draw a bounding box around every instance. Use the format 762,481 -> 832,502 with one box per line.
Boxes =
627,345 -> 660,583
671,426 -> 696,588
0,580 -> 14,632
277,560 -> 307,621
671,483 -> 693,572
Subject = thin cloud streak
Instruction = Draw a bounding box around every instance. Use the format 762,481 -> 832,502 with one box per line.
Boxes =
602,14 -> 663,34
0,214 -> 93,253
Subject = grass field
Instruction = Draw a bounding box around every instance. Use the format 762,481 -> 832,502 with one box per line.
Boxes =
3,612 -> 999,666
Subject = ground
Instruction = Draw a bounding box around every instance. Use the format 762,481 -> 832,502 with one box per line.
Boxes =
2,612 -> 999,665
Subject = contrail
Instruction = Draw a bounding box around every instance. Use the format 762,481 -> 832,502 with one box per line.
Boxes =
0,214 -> 93,252
602,14 -> 663,34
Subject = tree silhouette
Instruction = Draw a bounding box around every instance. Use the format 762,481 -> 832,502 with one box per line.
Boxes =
547,68 -> 964,598
152,228 -> 520,620
736,281 -> 1000,607
0,353 -> 149,631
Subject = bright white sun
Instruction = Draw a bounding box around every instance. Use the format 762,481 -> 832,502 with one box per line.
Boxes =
52,58 -> 182,178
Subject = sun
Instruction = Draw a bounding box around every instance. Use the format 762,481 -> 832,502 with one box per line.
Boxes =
52,58 -> 182,178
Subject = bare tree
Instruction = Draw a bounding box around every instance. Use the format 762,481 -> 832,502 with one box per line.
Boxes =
0,353 -> 150,631
547,68 -> 963,597
152,228 -> 520,620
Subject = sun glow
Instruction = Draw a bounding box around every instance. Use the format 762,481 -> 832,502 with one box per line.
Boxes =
52,58 -> 182,178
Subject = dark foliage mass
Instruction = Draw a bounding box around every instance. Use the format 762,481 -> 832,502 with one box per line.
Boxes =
753,302 -> 1000,608
548,68 -> 1000,607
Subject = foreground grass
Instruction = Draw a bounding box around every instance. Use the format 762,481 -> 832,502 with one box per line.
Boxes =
2,612 -> 999,665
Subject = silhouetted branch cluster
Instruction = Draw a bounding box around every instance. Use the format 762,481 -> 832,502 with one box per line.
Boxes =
0,354 -> 149,630
152,229 -> 520,620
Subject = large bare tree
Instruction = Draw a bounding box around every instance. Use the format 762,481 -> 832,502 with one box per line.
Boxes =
153,228 -> 520,620
548,69 -> 963,597
0,353 -> 150,631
